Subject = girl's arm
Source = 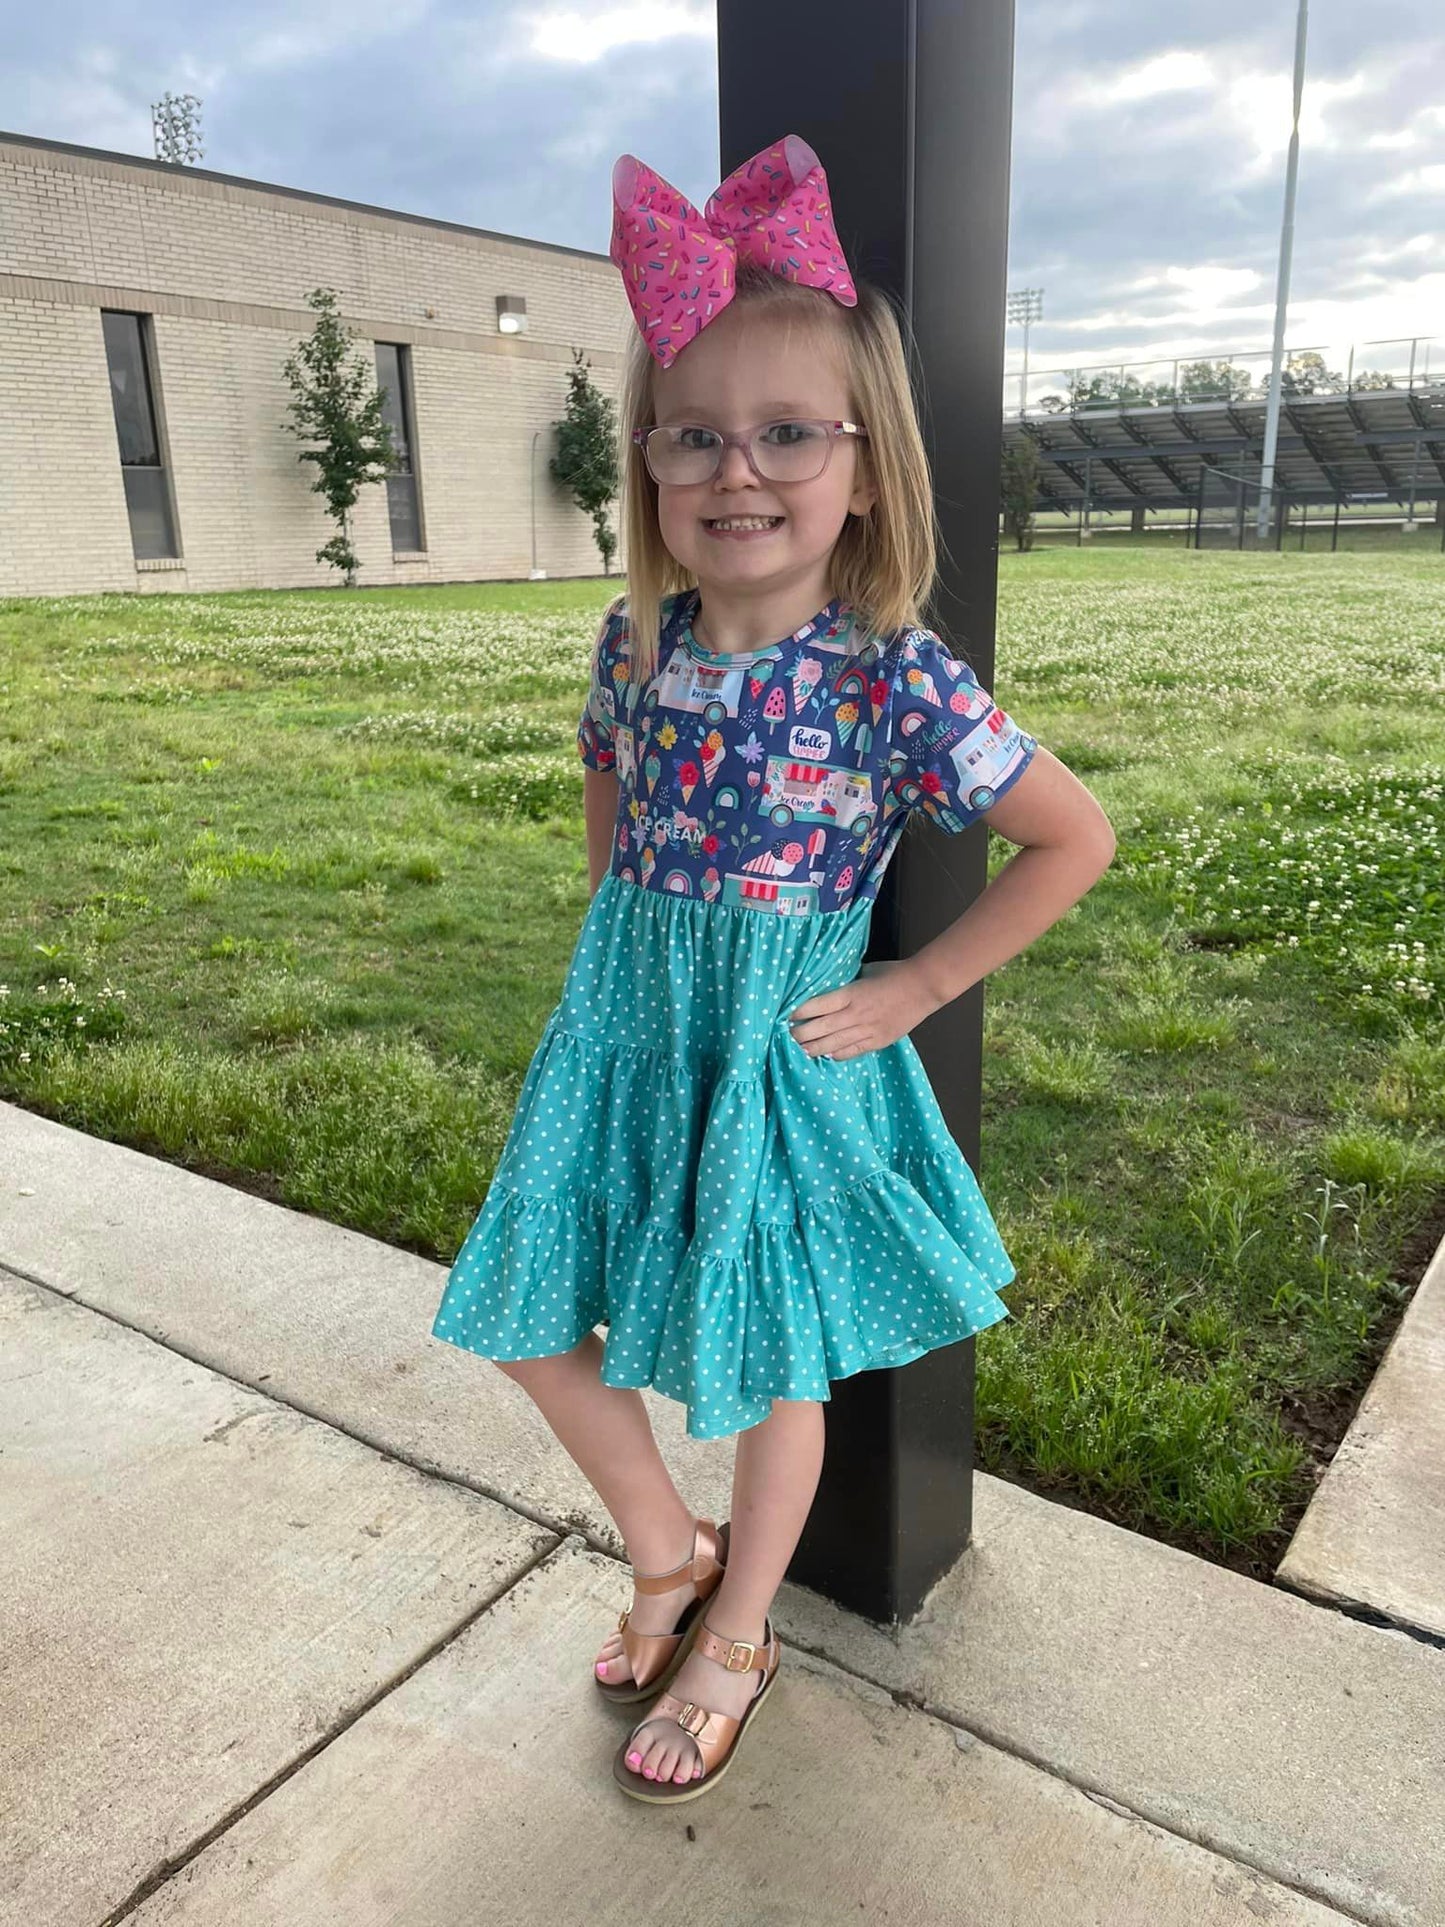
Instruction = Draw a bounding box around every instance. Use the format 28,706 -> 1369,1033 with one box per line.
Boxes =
903,745 -> 1116,1016
583,766 -> 621,896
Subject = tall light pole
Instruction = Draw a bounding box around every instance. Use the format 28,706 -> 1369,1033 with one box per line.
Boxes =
1007,287 -> 1044,417
1257,0 -> 1308,542
152,92 -> 204,166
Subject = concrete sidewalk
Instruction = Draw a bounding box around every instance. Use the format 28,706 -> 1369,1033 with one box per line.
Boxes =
1279,1224 -> 1445,1639
2,1099 -> 1441,1927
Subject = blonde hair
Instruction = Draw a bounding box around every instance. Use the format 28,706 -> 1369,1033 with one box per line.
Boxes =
613,261 -> 940,688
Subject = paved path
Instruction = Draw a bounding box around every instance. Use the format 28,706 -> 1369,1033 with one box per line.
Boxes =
2,1100 -> 1441,1926
1279,1226 -> 1445,1638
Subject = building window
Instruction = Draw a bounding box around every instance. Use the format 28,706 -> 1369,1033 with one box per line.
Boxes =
101,311 -> 179,560
375,342 -> 424,552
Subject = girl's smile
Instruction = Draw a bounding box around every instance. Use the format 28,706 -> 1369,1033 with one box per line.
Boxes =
649,301 -> 875,651
702,514 -> 786,538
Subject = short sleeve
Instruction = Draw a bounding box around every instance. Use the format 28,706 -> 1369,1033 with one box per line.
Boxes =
576,595 -> 629,773
891,627 -> 1038,832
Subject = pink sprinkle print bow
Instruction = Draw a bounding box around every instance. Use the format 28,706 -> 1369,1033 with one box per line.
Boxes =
609,133 -> 858,369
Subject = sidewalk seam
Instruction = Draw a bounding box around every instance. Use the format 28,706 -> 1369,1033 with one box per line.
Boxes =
5,1261 -> 1412,1927
3,1260 -> 609,1552
778,1634 -> 1386,1927
96,1531 -> 576,1927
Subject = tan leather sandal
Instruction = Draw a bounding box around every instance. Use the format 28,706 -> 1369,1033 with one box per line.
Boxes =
594,1515 -> 731,1705
612,1612 -> 782,1803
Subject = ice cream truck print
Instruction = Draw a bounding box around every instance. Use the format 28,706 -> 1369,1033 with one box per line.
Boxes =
720,871 -> 820,915
656,651 -> 758,724
760,755 -> 876,833
949,711 -> 1033,813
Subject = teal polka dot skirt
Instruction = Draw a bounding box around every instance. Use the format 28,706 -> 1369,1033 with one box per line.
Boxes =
430,872 -> 1018,1440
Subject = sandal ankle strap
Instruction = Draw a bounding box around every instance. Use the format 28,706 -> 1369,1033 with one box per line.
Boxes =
631,1517 -> 725,1595
693,1614 -> 778,1675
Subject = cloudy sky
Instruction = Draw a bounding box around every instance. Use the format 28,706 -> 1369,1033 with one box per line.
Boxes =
6,2 -> 1442,395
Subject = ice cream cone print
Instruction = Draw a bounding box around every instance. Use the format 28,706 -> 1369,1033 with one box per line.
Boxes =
835,699 -> 859,745
644,749 -> 661,791
905,664 -> 941,705
870,677 -> 887,726
702,865 -> 721,902
701,729 -> 725,787
678,756 -> 700,804
790,655 -> 823,713
742,837 -> 806,878
640,845 -> 655,884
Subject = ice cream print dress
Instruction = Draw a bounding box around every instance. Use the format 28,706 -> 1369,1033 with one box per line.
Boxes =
430,586 -> 1040,1441
575,586 -> 1037,913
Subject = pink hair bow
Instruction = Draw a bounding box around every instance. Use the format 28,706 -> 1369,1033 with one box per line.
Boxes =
609,134 -> 858,370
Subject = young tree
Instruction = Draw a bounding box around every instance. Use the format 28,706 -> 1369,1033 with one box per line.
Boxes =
1001,434 -> 1042,552
281,287 -> 398,588
550,347 -> 621,575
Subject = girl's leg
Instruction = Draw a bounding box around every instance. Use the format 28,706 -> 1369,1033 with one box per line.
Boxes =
493,1331 -> 708,1685
623,1396 -> 825,1785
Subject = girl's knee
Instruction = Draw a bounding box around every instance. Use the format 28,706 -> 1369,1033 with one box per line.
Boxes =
492,1337 -> 593,1388
493,1354 -> 549,1387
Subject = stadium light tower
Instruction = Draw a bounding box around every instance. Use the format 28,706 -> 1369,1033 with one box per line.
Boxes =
1007,286 -> 1044,417
1256,0 -> 1308,540
152,92 -> 204,166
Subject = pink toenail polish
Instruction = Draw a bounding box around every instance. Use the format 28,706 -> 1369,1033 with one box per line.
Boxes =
627,1752 -> 640,1765
644,1766 -> 655,1778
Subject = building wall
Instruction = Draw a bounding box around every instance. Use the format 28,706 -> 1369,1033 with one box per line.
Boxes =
0,133 -> 636,598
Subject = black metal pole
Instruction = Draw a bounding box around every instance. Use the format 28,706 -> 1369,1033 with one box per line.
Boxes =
718,0 -> 1017,1625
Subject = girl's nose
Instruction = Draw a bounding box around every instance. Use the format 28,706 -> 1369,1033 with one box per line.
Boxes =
715,439 -> 758,487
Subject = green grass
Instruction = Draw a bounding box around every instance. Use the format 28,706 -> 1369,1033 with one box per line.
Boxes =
2,549 -> 1442,1580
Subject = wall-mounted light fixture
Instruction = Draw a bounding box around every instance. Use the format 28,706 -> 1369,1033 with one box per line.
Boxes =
496,294 -> 528,335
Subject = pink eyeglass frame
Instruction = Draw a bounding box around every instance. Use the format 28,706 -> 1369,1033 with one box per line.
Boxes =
632,419 -> 869,485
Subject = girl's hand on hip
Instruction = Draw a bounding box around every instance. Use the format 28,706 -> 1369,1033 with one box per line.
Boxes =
787,959 -> 943,1061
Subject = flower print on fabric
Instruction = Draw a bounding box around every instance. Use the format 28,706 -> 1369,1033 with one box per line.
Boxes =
577,587 -> 1038,918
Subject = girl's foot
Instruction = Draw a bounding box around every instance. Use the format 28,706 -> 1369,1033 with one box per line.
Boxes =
621,1615 -> 771,1784
594,1518 -> 708,1689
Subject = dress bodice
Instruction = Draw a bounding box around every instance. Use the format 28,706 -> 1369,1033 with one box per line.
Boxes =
576,586 -> 1036,917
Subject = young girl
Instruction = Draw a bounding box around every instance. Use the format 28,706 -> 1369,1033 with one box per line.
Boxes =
431,135 -> 1115,1804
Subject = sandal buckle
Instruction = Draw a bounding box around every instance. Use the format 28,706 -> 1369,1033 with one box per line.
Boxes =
723,1638 -> 756,1672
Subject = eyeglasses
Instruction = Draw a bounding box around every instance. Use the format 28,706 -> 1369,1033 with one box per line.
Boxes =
632,419 -> 869,487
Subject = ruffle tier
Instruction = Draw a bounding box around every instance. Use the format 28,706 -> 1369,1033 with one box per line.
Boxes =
431,872 -> 1017,1440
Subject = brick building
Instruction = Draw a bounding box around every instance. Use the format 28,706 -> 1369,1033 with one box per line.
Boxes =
0,130 -> 633,598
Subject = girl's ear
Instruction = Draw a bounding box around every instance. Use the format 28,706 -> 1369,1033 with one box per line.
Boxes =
848,453 -> 878,519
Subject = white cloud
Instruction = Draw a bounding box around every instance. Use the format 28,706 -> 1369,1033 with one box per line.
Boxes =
1366,162 -> 1445,201
1354,233 -> 1443,267
236,0 -> 434,73
1162,264 -> 1263,305
525,3 -> 711,64
1222,65 -> 1371,172
1009,274 -> 1445,390
1096,49 -> 1214,103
